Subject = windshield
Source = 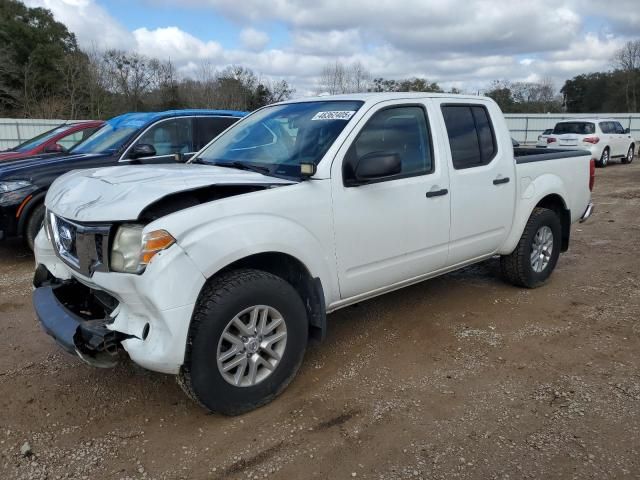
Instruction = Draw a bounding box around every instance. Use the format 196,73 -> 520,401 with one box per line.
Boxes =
195,100 -> 364,179
553,122 -> 595,135
71,123 -> 138,154
12,125 -> 68,152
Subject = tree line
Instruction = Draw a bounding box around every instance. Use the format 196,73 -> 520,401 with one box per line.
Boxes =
0,0 -> 295,119
1,0 -> 640,119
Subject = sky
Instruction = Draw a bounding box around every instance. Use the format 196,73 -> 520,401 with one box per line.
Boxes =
23,0 -> 640,96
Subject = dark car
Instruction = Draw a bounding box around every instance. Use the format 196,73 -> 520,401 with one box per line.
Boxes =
0,109 -> 246,249
0,121 -> 104,162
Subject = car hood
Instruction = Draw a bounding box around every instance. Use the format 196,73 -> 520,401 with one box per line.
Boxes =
46,163 -> 295,222
0,152 -> 100,177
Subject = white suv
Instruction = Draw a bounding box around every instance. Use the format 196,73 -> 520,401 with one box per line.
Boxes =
546,119 -> 636,167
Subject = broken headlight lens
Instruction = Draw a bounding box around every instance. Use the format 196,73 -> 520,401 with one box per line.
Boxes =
110,225 -> 175,274
0,180 -> 33,193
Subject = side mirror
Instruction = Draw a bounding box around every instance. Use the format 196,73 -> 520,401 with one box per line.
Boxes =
130,143 -> 156,159
625,127 -> 631,134
44,143 -> 65,153
353,152 -> 401,184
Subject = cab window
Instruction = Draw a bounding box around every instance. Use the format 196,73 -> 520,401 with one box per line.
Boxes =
441,105 -> 497,169
343,106 -> 433,184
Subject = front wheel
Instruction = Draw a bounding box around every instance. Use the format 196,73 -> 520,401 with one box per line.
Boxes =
622,145 -> 635,164
178,269 -> 308,415
25,203 -> 45,251
500,207 -> 561,288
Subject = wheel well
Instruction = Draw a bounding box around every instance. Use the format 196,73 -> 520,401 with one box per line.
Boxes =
535,194 -> 570,252
17,191 -> 46,236
217,252 -> 326,343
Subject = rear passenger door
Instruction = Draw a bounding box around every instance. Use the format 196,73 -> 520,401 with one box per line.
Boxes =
438,101 -> 516,266
194,116 -> 239,150
613,121 -> 628,156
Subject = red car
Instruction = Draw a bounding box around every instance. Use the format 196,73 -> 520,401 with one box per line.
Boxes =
0,121 -> 104,162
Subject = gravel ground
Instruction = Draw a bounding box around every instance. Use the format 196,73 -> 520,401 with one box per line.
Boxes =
1,160 -> 639,479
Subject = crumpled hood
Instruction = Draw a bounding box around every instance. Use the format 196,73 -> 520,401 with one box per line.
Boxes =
46,163 -> 294,222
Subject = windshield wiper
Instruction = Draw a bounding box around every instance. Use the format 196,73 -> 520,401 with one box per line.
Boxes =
213,161 -> 272,176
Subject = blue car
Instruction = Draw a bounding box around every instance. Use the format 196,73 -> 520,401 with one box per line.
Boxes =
0,109 -> 247,249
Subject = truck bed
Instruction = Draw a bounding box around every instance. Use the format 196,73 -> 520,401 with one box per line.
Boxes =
514,147 -> 592,164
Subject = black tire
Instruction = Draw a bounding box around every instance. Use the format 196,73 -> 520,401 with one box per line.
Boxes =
178,269 -> 308,415
25,203 -> 45,251
596,147 -> 609,168
500,207 -> 561,289
621,144 -> 635,164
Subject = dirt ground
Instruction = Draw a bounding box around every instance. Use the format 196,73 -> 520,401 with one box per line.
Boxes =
1,160 -> 639,480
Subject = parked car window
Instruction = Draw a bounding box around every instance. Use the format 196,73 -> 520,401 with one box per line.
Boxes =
344,106 -> 432,182
614,122 -> 626,134
441,105 -> 497,169
553,122 -> 595,135
543,129 -> 553,135
72,125 -> 138,154
57,127 -> 100,150
195,117 -> 239,150
599,122 -> 612,134
11,125 -> 68,152
134,118 -> 193,157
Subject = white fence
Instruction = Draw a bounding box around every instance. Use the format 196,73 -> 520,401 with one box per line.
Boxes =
3,114 -> 640,151
0,118 -> 85,151
505,113 -> 640,145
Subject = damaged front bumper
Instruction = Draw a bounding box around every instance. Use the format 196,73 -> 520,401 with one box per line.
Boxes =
33,269 -> 130,368
33,227 -> 206,374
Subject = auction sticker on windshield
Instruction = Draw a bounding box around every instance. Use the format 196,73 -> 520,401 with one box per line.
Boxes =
311,111 -> 356,121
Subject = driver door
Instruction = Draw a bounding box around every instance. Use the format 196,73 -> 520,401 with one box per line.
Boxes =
330,100 -> 451,299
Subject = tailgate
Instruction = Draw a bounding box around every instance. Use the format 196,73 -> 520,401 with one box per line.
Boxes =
556,134 -> 580,147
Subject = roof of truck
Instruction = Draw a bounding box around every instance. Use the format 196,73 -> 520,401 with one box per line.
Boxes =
281,92 -> 494,104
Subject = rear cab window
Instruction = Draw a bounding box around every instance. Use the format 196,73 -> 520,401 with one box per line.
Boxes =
441,104 -> 497,169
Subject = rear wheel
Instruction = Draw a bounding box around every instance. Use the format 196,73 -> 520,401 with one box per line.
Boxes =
178,269 -> 308,415
622,145 -> 635,164
25,203 -> 45,251
596,147 -> 609,168
500,207 -> 561,288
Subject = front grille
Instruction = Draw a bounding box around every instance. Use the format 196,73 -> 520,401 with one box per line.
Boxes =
48,212 -> 111,277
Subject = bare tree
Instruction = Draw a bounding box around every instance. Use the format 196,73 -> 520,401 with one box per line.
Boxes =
613,40 -> 640,112
318,60 -> 371,94
103,50 -> 154,111
348,61 -> 371,93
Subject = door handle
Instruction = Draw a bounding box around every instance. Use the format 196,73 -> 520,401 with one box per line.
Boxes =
426,188 -> 448,198
493,177 -> 510,185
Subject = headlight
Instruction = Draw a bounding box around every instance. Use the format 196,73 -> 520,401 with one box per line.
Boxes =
110,225 -> 175,274
0,180 -> 33,193
0,180 -> 36,207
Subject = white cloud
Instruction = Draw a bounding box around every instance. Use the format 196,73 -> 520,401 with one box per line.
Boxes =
134,27 -> 224,61
22,0 -> 640,95
239,28 -> 270,51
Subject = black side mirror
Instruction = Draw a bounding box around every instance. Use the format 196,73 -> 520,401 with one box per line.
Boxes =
44,143 -> 66,153
352,152 -> 401,184
625,127 -> 631,134
130,143 -> 156,159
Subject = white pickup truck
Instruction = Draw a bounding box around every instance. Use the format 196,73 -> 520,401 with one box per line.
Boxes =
33,93 -> 594,415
